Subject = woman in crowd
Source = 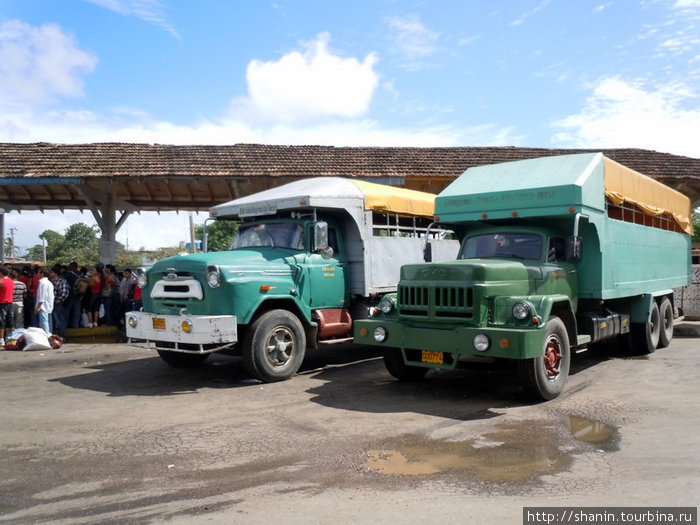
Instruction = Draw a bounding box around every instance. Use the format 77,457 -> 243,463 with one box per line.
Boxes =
86,263 -> 104,328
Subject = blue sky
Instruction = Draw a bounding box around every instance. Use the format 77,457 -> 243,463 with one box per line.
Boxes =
1,0 -> 699,254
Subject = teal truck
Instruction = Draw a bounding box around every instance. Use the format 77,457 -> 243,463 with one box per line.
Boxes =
126,177 -> 458,382
353,153 -> 693,400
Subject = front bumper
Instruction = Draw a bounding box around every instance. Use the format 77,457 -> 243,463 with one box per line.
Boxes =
354,318 -> 546,367
125,311 -> 238,354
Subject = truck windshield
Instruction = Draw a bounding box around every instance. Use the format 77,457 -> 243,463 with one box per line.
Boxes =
461,233 -> 542,260
232,223 -> 305,251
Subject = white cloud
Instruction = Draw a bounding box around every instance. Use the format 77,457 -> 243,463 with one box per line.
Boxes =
386,15 -> 439,60
551,77 -> 700,157
509,0 -> 553,26
228,32 -> 379,123
0,20 -> 97,103
84,0 -> 179,38
674,0 -> 700,8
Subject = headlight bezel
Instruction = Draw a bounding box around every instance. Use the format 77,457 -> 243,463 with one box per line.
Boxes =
378,296 -> 395,314
512,301 -> 531,321
206,265 -> 221,288
136,269 -> 147,289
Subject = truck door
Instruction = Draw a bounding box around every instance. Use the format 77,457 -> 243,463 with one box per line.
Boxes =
307,227 -> 347,308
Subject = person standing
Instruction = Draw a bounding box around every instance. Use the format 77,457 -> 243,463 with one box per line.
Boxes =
11,269 -> 26,329
34,267 -> 54,335
0,267 -> 15,347
49,266 -> 69,338
119,268 -> 136,326
87,264 -> 104,328
63,262 -> 83,329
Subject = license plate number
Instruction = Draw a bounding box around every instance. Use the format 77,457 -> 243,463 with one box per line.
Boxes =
152,317 -> 166,330
421,350 -> 443,364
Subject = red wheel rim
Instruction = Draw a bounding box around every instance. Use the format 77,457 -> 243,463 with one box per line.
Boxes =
543,335 -> 562,379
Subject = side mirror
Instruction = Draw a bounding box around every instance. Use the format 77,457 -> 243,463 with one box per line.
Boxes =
565,236 -> 582,262
423,241 -> 433,262
314,221 -> 333,259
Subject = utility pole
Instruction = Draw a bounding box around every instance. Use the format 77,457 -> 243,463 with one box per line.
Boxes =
189,213 -> 196,253
8,227 -> 16,259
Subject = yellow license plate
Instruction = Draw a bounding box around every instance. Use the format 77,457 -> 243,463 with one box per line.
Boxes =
152,317 -> 166,330
421,350 -> 443,364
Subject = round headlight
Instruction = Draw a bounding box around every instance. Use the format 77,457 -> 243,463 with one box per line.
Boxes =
136,273 -> 147,288
207,270 -> 221,288
128,315 -> 138,328
181,319 -> 193,333
473,334 -> 490,352
373,326 -> 387,343
512,302 -> 531,320
378,296 -> 395,314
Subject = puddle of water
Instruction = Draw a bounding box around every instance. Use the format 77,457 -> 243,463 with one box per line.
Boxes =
566,415 -> 618,451
365,417 -> 619,482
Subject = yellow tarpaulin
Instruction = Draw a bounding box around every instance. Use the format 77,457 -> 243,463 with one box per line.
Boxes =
352,179 -> 436,218
603,157 -> 693,235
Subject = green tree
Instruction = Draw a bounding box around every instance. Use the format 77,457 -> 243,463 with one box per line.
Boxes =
195,220 -> 238,252
693,211 -> 700,243
61,223 -> 100,265
37,230 -> 65,264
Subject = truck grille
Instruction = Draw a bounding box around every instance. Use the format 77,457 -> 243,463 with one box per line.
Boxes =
151,277 -> 204,300
398,284 -> 474,319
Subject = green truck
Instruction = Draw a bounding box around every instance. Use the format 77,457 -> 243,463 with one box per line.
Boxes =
126,177 -> 458,382
353,153 -> 693,400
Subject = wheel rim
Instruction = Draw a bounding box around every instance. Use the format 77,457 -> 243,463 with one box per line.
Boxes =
264,325 -> 295,367
543,334 -> 563,381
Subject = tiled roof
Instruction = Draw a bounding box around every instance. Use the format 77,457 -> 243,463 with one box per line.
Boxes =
0,143 -> 698,211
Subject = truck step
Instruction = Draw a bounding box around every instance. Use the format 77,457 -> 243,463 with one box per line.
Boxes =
318,337 -> 354,345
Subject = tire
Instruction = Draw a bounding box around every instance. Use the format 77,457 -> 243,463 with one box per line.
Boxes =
657,298 -> 673,349
242,309 -> 306,382
157,350 -> 210,368
631,301 -> 661,354
518,316 -> 571,401
383,348 -> 429,381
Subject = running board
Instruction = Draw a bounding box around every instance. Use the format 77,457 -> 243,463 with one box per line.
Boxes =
318,337 -> 354,345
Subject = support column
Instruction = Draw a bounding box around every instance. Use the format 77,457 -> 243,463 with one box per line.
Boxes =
78,182 -> 135,264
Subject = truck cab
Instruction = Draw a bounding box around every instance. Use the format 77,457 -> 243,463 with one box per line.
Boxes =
126,177 -> 459,383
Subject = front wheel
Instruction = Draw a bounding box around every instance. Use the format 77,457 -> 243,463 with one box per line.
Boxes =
242,309 -> 306,382
157,350 -> 210,368
518,316 -> 571,401
383,348 -> 429,381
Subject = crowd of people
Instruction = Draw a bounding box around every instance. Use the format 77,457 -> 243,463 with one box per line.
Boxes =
0,262 -> 143,347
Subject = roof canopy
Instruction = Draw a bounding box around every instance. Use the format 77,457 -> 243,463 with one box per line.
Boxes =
211,177 -> 436,219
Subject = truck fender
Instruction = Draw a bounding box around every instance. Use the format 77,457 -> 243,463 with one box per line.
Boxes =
246,298 -> 319,350
537,295 -> 578,348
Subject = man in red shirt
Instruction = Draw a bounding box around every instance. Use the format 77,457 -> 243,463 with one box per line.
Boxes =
0,266 -> 15,347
